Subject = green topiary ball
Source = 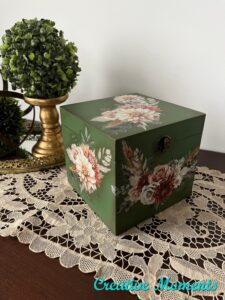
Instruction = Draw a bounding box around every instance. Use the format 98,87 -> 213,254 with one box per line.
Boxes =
0,97 -> 25,156
0,18 -> 81,98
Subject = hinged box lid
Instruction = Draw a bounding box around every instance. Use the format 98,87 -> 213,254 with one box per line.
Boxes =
61,93 -> 205,141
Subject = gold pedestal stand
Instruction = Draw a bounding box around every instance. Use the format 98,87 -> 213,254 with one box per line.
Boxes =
0,74 -> 69,174
24,95 -> 68,158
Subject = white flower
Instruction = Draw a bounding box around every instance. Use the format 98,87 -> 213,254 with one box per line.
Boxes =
114,107 -> 160,124
140,184 -> 157,205
129,175 -> 140,187
49,171 -> 77,204
157,201 -> 197,245
172,158 -> 190,188
67,140 -> 105,194
91,95 -> 161,130
128,187 -> 141,203
70,212 -> 118,261
66,144 -> 82,165
71,211 -> 146,261
74,150 -> 97,193
114,94 -> 146,104
128,254 -> 165,300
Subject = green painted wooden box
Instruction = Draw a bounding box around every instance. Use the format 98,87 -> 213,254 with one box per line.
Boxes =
60,93 -> 205,235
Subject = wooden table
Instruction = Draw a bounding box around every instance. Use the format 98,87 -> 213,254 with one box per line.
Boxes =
0,150 -> 224,300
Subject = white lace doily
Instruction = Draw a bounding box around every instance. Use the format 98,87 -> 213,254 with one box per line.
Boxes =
0,167 -> 225,300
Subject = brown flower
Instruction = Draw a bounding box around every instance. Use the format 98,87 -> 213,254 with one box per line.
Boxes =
122,141 -> 145,175
122,140 -> 134,163
151,165 -> 176,204
128,173 -> 149,202
185,147 -> 199,166
137,173 -> 149,190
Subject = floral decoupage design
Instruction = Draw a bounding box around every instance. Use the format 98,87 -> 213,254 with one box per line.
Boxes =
91,94 -> 161,130
66,128 -> 112,194
118,141 -> 199,213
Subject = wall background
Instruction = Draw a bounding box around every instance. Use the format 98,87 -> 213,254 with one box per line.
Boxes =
0,0 -> 225,152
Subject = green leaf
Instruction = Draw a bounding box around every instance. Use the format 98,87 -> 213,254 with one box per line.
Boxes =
22,54 -> 28,62
31,39 -> 37,46
28,52 -> 35,60
2,57 -> 9,65
66,68 -> 73,76
24,33 -> 32,39
1,43 -> 9,51
9,56 -> 16,71
55,55 -> 64,61
44,52 -> 50,59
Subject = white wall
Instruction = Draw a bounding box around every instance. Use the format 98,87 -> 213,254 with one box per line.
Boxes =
1,0 -> 225,152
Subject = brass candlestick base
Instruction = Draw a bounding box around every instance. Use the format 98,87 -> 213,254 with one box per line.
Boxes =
24,94 -> 68,158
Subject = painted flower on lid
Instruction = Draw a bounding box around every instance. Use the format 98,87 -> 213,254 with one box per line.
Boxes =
118,141 -> 199,213
114,95 -> 147,104
91,94 -> 161,130
66,128 -> 111,194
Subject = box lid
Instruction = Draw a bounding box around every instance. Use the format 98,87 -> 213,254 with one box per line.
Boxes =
61,93 -> 205,140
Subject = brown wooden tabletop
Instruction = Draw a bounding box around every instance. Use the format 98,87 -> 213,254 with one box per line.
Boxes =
0,149 -> 225,300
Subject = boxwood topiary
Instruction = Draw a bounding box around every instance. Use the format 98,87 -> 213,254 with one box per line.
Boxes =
0,96 -> 25,157
0,18 -> 81,98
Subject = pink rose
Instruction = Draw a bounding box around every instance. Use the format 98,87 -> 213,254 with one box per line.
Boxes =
151,165 -> 176,204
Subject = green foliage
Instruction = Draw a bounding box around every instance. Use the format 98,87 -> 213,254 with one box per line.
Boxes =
0,97 -> 25,156
0,18 -> 81,98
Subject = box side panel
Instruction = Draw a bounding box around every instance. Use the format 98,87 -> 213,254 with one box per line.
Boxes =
115,115 -> 205,234
61,109 -> 116,234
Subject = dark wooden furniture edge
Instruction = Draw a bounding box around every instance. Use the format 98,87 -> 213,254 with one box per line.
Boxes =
0,149 -> 225,300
